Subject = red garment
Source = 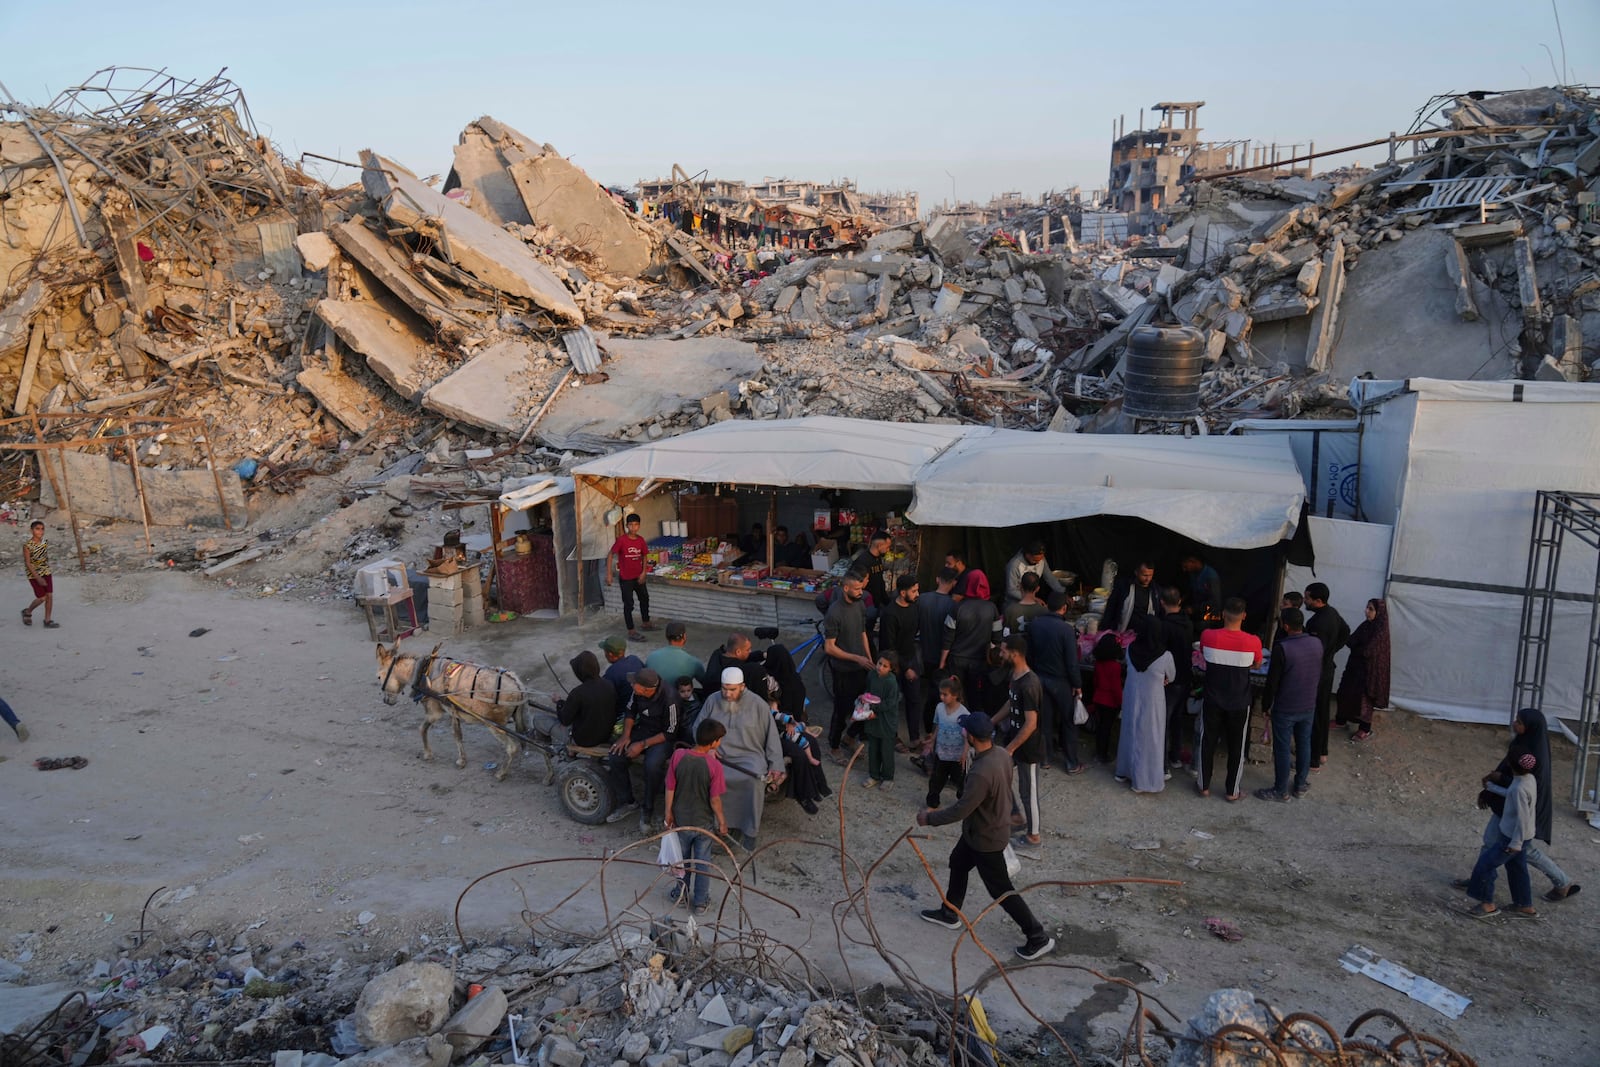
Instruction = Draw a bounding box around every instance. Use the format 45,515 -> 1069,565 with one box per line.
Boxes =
610,534 -> 648,581
1091,659 -> 1124,710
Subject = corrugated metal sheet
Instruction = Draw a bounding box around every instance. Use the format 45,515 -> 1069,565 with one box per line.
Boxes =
258,221 -> 300,278
1079,211 -> 1129,245
561,327 -> 602,374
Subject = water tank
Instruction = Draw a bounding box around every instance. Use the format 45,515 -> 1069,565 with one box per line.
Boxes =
1123,326 -> 1203,419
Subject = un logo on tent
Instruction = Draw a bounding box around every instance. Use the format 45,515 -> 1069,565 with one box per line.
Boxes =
1335,463 -> 1359,510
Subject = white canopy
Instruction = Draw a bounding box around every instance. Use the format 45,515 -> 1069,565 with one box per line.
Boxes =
577,417 -> 1306,551
573,416 -> 966,492
906,427 -> 1306,549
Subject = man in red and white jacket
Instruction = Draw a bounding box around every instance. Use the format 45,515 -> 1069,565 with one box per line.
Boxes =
1198,597 -> 1263,801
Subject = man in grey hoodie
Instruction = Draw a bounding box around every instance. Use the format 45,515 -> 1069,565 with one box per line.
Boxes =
1464,752 -> 1539,919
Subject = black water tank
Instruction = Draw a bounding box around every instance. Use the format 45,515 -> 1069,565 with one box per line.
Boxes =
1123,325 -> 1203,419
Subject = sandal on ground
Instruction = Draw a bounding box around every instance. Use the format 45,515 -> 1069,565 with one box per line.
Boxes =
1451,878 -> 1472,892
1506,906 -> 1539,919
42,620 -> 59,629
1545,883 -> 1582,902
20,609 -> 31,626
1466,902 -> 1499,920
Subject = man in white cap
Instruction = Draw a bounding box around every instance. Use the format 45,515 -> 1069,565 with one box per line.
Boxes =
703,666 -> 785,850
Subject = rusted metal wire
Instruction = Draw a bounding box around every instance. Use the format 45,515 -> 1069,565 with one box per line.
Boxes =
449,746 -> 1480,1067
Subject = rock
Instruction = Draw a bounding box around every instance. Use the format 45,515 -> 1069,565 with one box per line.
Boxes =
698,993 -> 734,1027
620,1031 -> 652,1063
338,1034 -> 453,1067
352,961 -> 455,1048
439,984 -> 506,1057
722,1027 -> 753,1055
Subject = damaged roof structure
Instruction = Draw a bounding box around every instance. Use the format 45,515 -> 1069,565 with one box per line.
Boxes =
0,70 -> 1596,561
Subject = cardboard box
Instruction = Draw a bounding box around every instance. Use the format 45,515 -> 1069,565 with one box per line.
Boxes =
811,538 -> 839,571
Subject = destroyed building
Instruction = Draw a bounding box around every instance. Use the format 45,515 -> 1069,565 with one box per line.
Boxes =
0,69 -> 1595,579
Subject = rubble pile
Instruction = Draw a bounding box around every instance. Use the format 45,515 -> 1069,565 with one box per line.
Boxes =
0,925 -> 954,1067
1054,86 -> 1600,419
3,75 -> 1596,552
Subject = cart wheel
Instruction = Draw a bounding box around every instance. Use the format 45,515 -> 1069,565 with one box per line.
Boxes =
558,765 -> 615,825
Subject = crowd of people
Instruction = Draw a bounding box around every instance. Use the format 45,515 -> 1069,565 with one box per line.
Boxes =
593,529 -> 1578,938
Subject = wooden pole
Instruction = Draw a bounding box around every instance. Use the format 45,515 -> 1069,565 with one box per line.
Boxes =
120,423 -> 154,556
489,503 -> 505,610
766,493 -> 776,571
28,414 -> 85,570
197,417 -> 235,531
574,474 -> 586,624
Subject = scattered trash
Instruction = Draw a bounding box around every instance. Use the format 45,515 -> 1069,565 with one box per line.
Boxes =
356,911 -> 376,926
1203,918 -> 1244,942
189,627 -> 211,637
1188,828 -> 1214,840
1339,944 -> 1471,1019
35,756 -> 90,771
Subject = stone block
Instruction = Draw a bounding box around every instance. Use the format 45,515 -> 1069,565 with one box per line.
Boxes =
423,339 -> 550,434
352,961 -> 454,1048
1294,259 -> 1322,296
317,299 -> 430,399
295,232 -> 339,272
440,985 -> 507,1057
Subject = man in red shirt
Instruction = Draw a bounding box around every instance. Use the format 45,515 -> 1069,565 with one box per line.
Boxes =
607,513 -> 656,640
1198,597 -> 1263,801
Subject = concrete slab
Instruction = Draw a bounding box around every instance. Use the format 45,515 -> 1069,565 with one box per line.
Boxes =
1327,229 -> 1515,380
316,299 -> 430,399
329,220 -> 471,341
0,982 -> 78,1036
0,279 -> 46,355
39,452 -> 246,528
509,155 -> 653,278
359,151 -> 582,325
423,339 -> 550,434
538,336 -> 764,440
295,231 -> 339,273
446,117 -> 537,229
297,366 -> 384,434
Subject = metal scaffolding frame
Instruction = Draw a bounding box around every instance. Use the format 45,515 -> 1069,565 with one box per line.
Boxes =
1513,490 -> 1600,813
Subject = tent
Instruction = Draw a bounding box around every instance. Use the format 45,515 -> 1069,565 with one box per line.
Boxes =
1351,377 -> 1600,726
906,427 -> 1306,550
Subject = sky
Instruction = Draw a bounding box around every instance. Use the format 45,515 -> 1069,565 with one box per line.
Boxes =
3,1 -> 1595,210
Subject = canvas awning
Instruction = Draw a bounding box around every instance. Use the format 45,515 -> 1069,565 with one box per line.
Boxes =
906,427 -> 1306,549
572,416 -> 967,492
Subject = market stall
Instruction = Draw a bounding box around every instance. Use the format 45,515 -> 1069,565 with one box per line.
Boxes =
571,418 -> 966,630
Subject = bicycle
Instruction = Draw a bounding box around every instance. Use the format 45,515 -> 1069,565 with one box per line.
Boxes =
756,619 -> 834,697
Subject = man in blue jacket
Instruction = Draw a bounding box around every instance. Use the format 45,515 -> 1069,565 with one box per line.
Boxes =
1257,608 -> 1321,802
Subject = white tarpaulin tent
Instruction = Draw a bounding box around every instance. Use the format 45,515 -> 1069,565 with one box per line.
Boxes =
906,427 -> 1306,549
572,416 -> 967,494
1352,377 -> 1600,726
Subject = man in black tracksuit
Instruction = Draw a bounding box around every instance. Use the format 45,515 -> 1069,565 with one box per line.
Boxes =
1303,582 -> 1350,770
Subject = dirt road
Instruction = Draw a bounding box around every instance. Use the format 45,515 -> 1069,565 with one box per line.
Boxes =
0,568 -> 1593,1063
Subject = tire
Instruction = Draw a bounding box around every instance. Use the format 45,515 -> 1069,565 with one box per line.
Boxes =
558,764 -> 615,825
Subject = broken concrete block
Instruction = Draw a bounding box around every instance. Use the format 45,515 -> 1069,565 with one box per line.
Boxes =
773,286 -> 800,314
932,284 -> 964,317
509,153 -> 653,278
439,985 -> 507,1058
1553,315 -> 1584,374
360,150 -> 582,325
445,117 -> 537,228
1295,259 -> 1323,296
297,367 -> 382,434
864,227 -> 917,254
924,215 -> 974,266
1252,291 -> 1316,323
329,221 -> 467,340
352,961 -> 454,1048
316,300 -> 429,398
1535,355 -> 1580,381
423,339 -> 550,434
1011,308 -> 1040,341
1444,241 -> 1480,321
0,279 -> 46,355
1303,236 -> 1346,373
295,231 -> 339,273
1513,236 -> 1543,318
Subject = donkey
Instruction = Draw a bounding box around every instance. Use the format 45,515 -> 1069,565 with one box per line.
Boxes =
375,641 -> 531,781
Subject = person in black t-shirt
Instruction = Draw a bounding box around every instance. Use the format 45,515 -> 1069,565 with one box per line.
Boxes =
879,574 -> 923,750
996,635 -> 1045,854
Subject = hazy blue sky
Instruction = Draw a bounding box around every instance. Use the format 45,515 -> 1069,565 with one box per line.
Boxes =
4,1 -> 1594,208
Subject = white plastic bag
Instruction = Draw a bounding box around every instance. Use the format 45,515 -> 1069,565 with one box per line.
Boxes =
1003,843 -> 1022,880
656,830 -> 683,873
1073,696 -> 1090,727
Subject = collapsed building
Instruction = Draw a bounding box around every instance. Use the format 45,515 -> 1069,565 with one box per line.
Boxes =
0,71 -> 1595,566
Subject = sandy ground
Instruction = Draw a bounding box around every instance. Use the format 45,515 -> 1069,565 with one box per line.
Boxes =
0,554 -> 1595,1064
